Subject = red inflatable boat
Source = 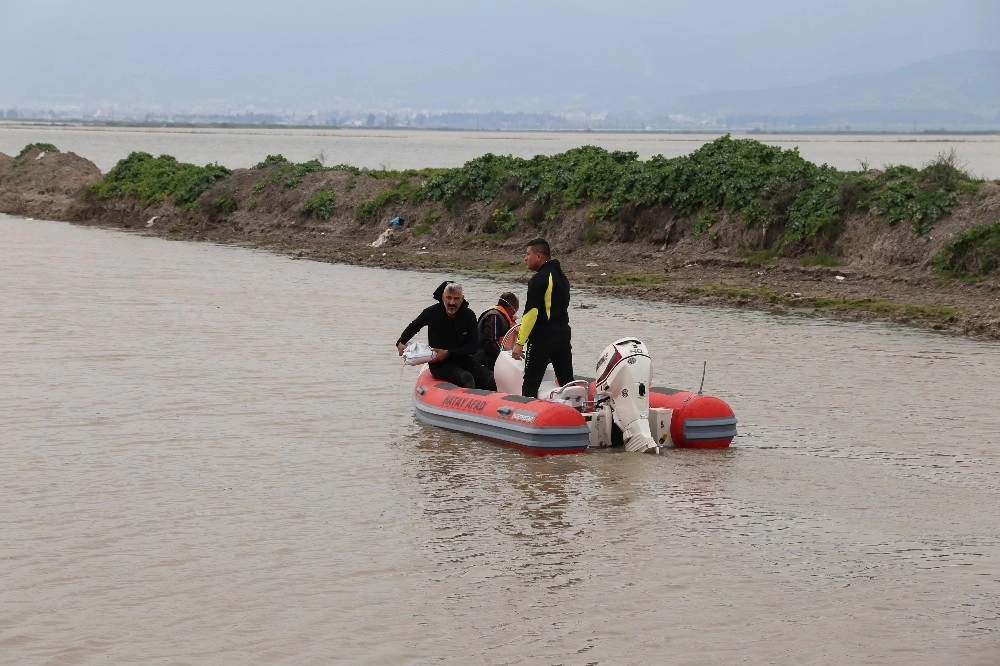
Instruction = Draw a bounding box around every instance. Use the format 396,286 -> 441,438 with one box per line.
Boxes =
411,334 -> 737,455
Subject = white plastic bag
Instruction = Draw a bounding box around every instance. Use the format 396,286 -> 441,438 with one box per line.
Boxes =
402,341 -> 437,366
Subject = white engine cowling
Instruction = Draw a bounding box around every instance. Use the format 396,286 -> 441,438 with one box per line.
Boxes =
595,338 -> 658,453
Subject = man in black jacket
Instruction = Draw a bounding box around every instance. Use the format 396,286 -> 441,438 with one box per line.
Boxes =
511,239 -> 574,397
396,281 -> 496,390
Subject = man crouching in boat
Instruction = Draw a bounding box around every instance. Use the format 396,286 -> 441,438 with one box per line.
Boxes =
473,291 -> 519,371
396,281 -> 496,390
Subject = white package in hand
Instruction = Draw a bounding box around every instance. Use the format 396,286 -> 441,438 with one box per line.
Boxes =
402,341 -> 436,365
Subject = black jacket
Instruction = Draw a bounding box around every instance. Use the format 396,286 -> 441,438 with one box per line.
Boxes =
397,281 -> 479,357
516,259 -> 571,345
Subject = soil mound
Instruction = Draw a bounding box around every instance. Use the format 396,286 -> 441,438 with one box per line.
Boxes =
0,147 -> 102,220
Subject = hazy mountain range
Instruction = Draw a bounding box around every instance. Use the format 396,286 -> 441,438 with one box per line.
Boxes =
4,49 -> 998,131
669,49 -> 1000,130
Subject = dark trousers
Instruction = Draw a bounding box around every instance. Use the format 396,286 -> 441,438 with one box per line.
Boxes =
430,356 -> 496,390
472,348 -> 499,372
522,324 -> 573,398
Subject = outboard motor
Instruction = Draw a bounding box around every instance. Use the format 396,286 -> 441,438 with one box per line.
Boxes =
594,338 -> 658,453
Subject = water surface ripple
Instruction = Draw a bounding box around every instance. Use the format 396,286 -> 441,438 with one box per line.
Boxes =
2,215 -> 998,664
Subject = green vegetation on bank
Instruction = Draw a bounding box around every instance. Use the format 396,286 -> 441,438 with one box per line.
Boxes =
65,136 -> 996,278
87,151 -> 231,208
13,143 -> 60,166
16,143 -> 59,159
356,179 -> 423,222
417,135 -> 981,248
300,187 -> 336,220
251,154 -> 327,191
933,222 -> 1000,278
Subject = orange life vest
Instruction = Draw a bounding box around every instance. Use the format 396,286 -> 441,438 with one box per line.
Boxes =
480,305 -> 516,330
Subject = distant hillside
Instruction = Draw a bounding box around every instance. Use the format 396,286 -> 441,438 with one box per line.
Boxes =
671,50 -> 1000,130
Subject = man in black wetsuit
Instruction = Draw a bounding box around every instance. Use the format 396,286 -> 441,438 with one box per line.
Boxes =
511,239 -> 573,398
396,281 -> 495,390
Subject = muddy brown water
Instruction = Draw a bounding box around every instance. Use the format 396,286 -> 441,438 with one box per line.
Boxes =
2,214 -> 999,664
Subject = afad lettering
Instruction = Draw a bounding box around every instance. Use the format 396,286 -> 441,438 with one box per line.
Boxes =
442,394 -> 488,412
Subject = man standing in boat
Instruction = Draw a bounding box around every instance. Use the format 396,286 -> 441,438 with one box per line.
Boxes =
512,239 -> 574,397
396,281 -> 496,390
473,291 -> 519,371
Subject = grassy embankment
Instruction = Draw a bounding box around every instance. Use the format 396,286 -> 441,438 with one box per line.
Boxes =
15,137 -> 1000,326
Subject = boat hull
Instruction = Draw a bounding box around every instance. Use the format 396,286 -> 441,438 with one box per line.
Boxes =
648,387 -> 738,449
412,369 -> 738,453
413,368 -> 591,455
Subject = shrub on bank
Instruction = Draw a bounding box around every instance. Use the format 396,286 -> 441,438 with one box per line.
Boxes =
867,159 -> 967,237
300,187 -> 336,220
356,179 -> 422,222
11,143 -> 61,168
250,155 -> 326,191
15,143 -> 60,163
88,151 -> 230,208
933,222 -> 1000,278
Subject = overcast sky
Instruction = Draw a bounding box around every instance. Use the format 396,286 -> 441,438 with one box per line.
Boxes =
1,0 -> 997,112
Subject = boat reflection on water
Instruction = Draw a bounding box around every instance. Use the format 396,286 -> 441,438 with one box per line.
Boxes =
408,429 -> 593,589
405,425 -> 746,590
